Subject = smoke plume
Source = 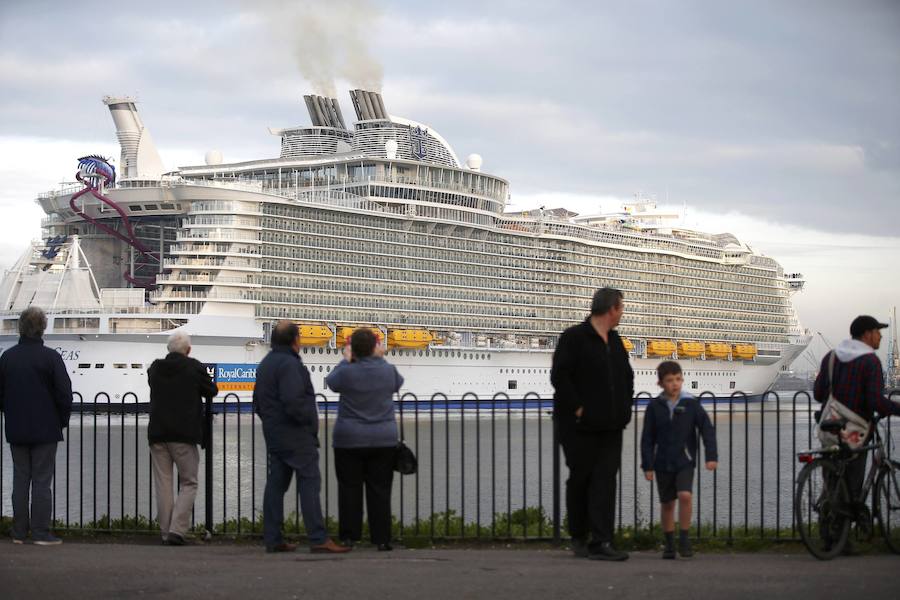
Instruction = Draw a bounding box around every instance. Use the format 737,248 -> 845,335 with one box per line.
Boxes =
253,0 -> 383,97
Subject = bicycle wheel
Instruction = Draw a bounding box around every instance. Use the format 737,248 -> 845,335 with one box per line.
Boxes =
795,458 -> 851,560
875,466 -> 900,554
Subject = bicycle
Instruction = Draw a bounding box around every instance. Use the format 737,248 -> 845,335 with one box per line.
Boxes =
794,414 -> 900,560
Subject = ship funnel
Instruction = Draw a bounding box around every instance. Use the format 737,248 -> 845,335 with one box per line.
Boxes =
349,89 -> 389,121
102,96 -> 165,180
303,95 -> 347,129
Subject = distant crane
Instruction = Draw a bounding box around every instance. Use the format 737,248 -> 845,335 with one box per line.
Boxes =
817,331 -> 834,351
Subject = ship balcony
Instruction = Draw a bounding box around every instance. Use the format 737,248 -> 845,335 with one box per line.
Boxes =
163,258 -> 261,271
168,244 -> 260,256
149,289 -> 261,303
176,231 -> 260,243
181,217 -> 261,229
155,274 -> 261,287
41,215 -> 65,228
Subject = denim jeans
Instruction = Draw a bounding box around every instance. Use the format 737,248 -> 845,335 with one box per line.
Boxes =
263,448 -> 327,547
10,442 -> 57,541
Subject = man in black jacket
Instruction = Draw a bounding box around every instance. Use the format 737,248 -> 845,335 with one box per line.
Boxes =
255,321 -> 348,554
551,288 -> 634,561
147,330 -> 218,545
0,307 -> 72,545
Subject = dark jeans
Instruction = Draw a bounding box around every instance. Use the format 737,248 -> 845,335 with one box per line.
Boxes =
263,448 -> 327,547
845,452 -> 867,503
560,429 -> 622,550
334,446 -> 395,545
10,442 -> 58,541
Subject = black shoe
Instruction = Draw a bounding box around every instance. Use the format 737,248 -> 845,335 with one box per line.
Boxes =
165,533 -> 186,546
678,539 -> 693,558
662,546 -> 676,559
570,538 -> 589,558
377,543 -> 393,552
339,539 -> 356,549
588,542 -> 629,562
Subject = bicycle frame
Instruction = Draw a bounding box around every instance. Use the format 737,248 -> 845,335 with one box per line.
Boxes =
798,417 -> 897,514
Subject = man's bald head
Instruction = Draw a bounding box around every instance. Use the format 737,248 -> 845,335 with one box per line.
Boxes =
271,320 -> 299,348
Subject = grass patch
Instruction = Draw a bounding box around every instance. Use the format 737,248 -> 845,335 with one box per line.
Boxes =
0,510 -> 894,555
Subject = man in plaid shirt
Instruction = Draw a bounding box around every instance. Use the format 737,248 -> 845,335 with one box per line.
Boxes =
814,315 -> 900,506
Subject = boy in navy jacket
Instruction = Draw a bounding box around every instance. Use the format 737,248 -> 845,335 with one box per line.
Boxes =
641,361 -> 717,559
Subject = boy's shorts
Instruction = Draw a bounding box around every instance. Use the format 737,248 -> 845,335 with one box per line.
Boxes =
655,467 -> 694,503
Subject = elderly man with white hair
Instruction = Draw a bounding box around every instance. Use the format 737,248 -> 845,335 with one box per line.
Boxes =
147,329 -> 218,545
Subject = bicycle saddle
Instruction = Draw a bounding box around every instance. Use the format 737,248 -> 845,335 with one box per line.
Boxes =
819,418 -> 847,434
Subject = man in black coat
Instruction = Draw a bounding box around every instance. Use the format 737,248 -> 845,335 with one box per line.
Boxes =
0,307 -> 72,545
551,288 -> 634,561
147,330 -> 218,545
254,321 -> 348,554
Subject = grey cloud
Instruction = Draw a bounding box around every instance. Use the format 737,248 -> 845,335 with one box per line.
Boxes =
1,0 -> 899,234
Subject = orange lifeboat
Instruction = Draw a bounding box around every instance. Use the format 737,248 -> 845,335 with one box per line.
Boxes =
388,329 -> 434,349
298,324 -> 331,347
732,344 -> 757,360
677,341 -> 704,358
621,337 -> 634,352
335,326 -> 383,347
705,343 -> 731,359
646,339 -> 676,358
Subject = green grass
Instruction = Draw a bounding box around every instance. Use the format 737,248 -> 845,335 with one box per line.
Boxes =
0,510 -> 894,554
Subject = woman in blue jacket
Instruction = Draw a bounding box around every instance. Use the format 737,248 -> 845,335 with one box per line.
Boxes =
325,328 -> 403,551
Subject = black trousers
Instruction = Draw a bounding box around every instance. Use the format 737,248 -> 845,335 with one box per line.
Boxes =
845,452 -> 867,503
334,446 -> 395,545
560,429 -> 622,549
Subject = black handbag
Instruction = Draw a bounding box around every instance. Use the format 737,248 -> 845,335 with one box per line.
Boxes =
394,441 -> 417,475
393,406 -> 417,475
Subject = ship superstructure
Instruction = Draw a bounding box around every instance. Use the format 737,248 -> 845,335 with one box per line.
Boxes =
0,90 -> 811,405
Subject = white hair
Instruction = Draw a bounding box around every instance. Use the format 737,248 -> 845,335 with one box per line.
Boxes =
166,330 -> 191,355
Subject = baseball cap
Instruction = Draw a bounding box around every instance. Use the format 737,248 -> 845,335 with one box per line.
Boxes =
850,315 -> 889,338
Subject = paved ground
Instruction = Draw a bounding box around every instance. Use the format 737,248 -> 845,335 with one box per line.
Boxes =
0,540 -> 897,599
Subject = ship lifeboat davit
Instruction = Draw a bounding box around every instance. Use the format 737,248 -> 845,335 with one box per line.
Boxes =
705,343 -> 731,359
336,326 -> 383,347
732,344 -> 757,360
646,339 -> 676,357
621,337 -> 634,352
677,341 -> 704,358
388,329 -> 434,349
299,324 -> 332,347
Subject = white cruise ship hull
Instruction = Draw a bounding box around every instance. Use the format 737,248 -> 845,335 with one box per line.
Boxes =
1,328 -> 804,410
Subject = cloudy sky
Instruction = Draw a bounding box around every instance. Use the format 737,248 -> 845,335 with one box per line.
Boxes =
1,0 -> 898,369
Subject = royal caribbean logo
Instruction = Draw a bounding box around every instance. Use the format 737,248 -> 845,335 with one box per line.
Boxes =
409,126 -> 427,160
205,363 -> 257,391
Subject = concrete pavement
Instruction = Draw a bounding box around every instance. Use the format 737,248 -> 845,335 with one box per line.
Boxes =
0,540 -> 897,599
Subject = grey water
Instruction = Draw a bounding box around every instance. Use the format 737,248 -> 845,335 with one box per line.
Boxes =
1,394 -> 896,536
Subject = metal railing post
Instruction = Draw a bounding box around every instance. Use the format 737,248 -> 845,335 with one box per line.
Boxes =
552,412 -> 561,544
205,393 -> 214,537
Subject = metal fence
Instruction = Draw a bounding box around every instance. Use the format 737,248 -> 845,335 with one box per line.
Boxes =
1,390 -> 897,543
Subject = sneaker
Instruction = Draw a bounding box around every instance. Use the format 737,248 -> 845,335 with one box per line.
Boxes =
310,539 -> 351,554
165,533 -> 186,546
266,542 -> 298,553
570,538 -> 589,558
33,535 -> 63,546
588,542 -> 629,562
12,538 -> 26,545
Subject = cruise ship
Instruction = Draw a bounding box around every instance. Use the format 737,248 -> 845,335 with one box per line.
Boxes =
0,90 -> 811,408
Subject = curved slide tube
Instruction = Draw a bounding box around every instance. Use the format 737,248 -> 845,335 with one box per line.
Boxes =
70,170 -> 160,289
